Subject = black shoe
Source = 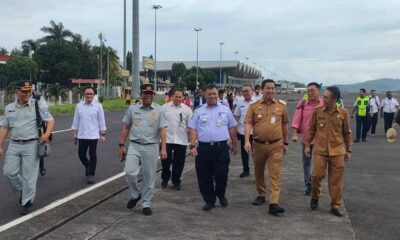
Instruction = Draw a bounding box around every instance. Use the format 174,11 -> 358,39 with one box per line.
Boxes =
252,196 -> 267,206
202,203 -> 215,211
173,184 -> 182,190
20,201 -> 33,215
127,194 -> 141,209
19,191 -> 22,205
362,139 -> 367,142
142,207 -> 152,216
268,204 -> 285,215
330,208 -> 343,217
239,171 -> 250,178
40,168 -> 47,176
161,180 -> 168,189
353,139 -> 360,143
304,185 -> 312,195
310,198 -> 318,210
219,196 -> 228,208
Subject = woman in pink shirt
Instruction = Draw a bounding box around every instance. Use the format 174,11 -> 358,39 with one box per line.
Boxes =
291,82 -> 324,195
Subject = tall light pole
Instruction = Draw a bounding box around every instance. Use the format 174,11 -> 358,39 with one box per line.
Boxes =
219,42 -> 225,88
123,0 -> 127,70
132,0 -> 140,100
194,27 -> 202,90
98,32 -> 106,96
152,4 -> 162,92
234,51 -> 239,61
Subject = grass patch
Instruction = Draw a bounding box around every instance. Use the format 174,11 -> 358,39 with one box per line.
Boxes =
48,98 -> 165,116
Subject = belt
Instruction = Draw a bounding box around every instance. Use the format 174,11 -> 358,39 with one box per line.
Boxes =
198,140 -> 227,146
130,140 -> 157,145
11,138 -> 39,143
254,139 -> 281,145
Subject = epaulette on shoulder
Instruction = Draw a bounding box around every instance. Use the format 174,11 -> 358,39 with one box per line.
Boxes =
278,99 -> 287,105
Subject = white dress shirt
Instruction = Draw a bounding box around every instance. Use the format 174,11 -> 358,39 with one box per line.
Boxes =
369,96 -> 380,113
233,98 -> 253,135
162,102 -> 193,145
252,93 -> 262,102
381,97 -> 399,113
71,101 -> 107,139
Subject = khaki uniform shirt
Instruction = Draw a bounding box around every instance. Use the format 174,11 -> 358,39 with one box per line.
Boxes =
245,99 -> 289,142
122,102 -> 168,144
0,98 -> 53,140
305,106 -> 352,156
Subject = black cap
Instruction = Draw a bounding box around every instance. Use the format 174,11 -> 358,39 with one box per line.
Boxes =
140,84 -> 155,93
16,80 -> 33,90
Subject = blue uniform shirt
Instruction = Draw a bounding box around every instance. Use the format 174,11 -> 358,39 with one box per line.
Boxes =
189,103 -> 237,142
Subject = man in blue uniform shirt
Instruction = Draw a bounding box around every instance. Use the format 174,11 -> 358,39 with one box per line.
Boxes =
189,84 -> 238,211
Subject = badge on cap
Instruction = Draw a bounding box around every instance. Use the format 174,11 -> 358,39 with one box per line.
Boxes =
147,85 -> 152,91
257,114 -> 262,119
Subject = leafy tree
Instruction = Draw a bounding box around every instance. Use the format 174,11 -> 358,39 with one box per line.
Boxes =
171,63 -> 187,87
40,20 -> 73,45
0,47 -> 8,55
21,39 -> 41,56
45,82 -> 68,105
0,55 -> 37,83
182,67 -> 216,92
126,51 -> 132,73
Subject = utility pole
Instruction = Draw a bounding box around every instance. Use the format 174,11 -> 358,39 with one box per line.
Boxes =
123,0 -> 127,70
219,42 -> 225,88
194,27 -> 202,90
152,4 -> 162,92
132,0 -> 140,99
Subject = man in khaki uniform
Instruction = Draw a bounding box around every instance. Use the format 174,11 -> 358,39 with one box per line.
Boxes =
244,79 -> 289,216
305,86 -> 352,217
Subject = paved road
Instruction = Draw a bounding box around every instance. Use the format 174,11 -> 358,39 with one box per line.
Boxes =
0,110 -> 127,225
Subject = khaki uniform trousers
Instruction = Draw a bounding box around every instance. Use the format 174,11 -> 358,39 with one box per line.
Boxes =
312,154 -> 345,208
252,141 -> 283,204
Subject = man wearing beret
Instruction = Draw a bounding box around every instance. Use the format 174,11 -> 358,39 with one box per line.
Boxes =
0,80 -> 54,215
118,84 -> 168,216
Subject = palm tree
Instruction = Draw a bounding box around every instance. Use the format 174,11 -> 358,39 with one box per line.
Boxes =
21,39 -> 41,56
171,63 -> 187,87
40,20 -> 73,45
45,83 -> 68,105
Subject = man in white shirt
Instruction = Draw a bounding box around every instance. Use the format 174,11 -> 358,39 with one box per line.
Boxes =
368,90 -> 380,136
380,91 -> 399,134
161,89 -> 193,190
233,85 -> 253,178
252,85 -> 262,102
71,87 -> 107,184
218,89 -> 229,106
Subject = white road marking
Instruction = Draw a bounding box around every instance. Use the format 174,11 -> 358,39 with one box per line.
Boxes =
52,129 -> 72,134
0,172 -> 126,233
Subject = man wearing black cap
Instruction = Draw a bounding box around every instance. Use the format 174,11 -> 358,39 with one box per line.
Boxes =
118,84 -> 168,216
0,80 -> 54,215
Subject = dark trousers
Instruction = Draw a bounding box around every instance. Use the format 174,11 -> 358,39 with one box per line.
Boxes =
195,142 -> 230,204
356,115 -> 369,140
369,112 -> 378,134
237,133 -> 252,172
384,112 -> 395,134
161,143 -> 187,185
78,139 -> 98,176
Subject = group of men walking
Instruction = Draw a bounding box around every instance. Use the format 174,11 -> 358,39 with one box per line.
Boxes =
6,78 -> 397,219
352,89 -> 399,142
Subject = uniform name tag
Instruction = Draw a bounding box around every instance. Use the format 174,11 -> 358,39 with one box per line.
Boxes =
271,115 -> 276,124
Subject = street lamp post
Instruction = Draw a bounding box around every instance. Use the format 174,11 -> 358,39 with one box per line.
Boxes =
194,27 -> 202,90
152,4 -> 162,92
123,0 -> 127,70
234,51 -> 239,61
132,0 -> 140,100
219,42 -> 225,88
98,32 -> 106,97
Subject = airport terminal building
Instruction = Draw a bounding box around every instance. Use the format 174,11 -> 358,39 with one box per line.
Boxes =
139,60 -> 262,91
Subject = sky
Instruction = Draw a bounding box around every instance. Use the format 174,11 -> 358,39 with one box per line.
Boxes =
1,0 -> 400,85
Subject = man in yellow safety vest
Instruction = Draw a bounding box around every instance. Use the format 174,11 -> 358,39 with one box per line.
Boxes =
351,88 -> 371,142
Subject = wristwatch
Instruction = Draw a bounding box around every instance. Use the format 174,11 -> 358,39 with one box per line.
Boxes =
347,150 -> 352,153
119,143 -> 125,147
189,144 -> 196,149
283,142 -> 289,146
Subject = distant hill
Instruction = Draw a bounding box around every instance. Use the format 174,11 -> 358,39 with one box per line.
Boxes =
335,78 -> 400,93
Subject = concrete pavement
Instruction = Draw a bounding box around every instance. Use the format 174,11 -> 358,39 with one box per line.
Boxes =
33,141 -> 356,239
